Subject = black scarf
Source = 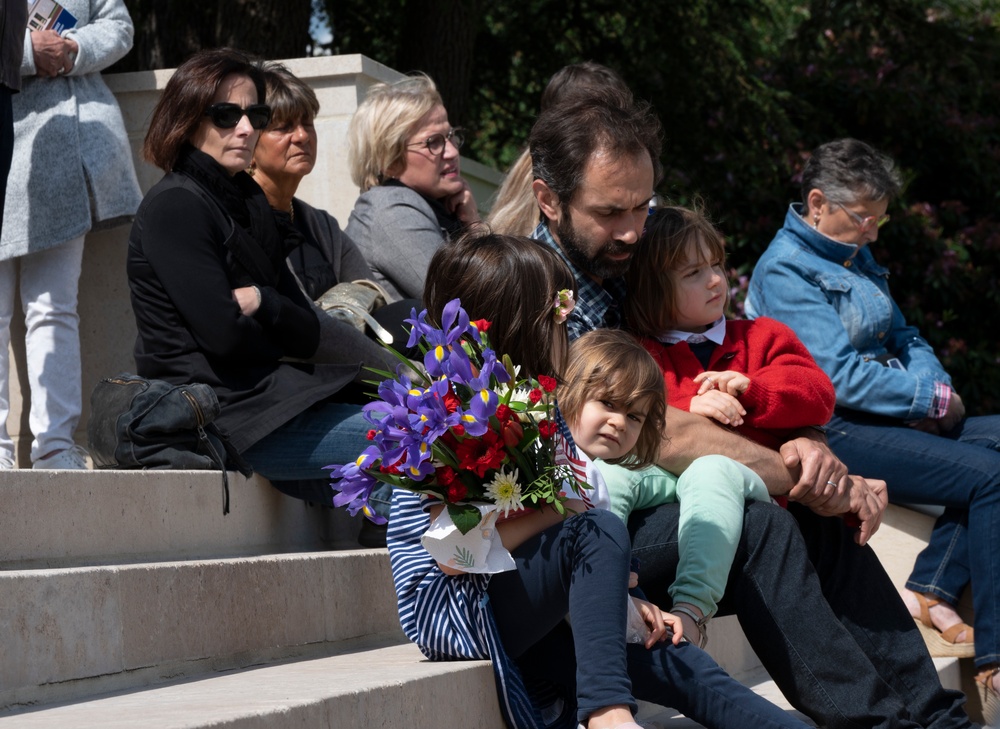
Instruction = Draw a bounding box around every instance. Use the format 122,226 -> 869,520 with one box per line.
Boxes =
174,145 -> 303,288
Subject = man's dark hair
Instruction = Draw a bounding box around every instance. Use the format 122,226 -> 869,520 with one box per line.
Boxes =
529,88 -> 663,207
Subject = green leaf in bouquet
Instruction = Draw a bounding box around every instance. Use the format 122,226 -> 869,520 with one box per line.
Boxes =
448,502 -> 483,535
508,400 -> 528,413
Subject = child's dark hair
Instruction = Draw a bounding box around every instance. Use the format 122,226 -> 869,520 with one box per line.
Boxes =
625,206 -> 728,339
559,329 -> 666,468
423,228 -> 577,380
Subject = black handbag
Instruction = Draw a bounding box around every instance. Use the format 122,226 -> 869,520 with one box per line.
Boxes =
87,374 -> 251,514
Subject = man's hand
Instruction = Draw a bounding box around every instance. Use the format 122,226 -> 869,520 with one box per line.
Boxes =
781,435 -> 849,512
31,30 -> 76,78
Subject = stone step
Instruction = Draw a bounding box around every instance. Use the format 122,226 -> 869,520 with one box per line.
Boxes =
0,551 -> 401,711
0,638 -> 505,729
0,470 -> 366,569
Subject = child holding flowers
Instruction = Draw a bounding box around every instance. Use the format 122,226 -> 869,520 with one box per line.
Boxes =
558,328 -> 772,648
361,231 -> 809,729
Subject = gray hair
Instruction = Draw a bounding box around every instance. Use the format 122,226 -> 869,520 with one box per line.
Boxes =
800,138 -> 903,206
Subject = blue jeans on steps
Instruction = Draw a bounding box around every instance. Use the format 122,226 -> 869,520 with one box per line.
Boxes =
826,410 -> 1000,671
241,401 -> 394,519
628,500 -> 973,729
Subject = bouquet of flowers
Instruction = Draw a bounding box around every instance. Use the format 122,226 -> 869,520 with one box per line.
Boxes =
329,298 -> 585,571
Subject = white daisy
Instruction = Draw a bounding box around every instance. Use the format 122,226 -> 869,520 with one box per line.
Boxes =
485,467 -> 523,517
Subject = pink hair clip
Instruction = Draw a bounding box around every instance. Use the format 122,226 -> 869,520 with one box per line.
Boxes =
553,289 -> 576,324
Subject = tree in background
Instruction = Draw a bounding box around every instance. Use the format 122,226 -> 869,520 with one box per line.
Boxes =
109,0 -> 313,72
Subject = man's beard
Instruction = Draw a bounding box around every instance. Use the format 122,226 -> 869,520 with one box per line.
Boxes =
556,211 -> 633,281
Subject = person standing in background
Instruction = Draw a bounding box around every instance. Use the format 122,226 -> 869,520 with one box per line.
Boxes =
0,0 -> 141,470
0,0 -> 28,221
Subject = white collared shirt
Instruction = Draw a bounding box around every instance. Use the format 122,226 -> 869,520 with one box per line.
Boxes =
656,316 -> 727,346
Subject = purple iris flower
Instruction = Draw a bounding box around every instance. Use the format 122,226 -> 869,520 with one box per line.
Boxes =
409,378 -> 461,442
328,446 -> 386,523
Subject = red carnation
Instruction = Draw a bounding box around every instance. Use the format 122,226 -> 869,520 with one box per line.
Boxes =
472,319 -> 491,333
538,419 -> 558,439
451,423 -> 466,437
537,375 -> 558,393
366,429 -> 377,441
436,466 -> 458,486
446,482 -> 468,503
528,388 -> 543,404
455,429 -> 507,477
495,404 -> 513,423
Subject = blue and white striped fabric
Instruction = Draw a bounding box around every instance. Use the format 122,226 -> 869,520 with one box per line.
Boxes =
387,490 -> 577,729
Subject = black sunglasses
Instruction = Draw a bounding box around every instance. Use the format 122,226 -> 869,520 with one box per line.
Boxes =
204,103 -> 272,130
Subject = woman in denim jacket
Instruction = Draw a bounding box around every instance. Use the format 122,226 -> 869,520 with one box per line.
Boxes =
745,138 -> 1000,723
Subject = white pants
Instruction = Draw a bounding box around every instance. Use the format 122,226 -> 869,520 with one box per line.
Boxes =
0,236 -> 85,463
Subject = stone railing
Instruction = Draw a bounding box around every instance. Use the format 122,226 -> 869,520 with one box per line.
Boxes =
5,54 -> 503,464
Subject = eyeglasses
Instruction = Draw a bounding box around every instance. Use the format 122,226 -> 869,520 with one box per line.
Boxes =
407,128 -> 465,156
204,103 -> 272,130
836,204 -> 890,233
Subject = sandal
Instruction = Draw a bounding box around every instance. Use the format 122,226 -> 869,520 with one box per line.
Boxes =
912,592 -> 975,658
975,666 -> 1000,727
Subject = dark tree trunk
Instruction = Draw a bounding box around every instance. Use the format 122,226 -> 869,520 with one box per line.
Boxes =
395,0 -> 482,127
110,0 -> 313,72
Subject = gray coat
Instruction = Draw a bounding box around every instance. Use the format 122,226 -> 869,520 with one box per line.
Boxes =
345,184 -> 449,302
1,0 -> 140,260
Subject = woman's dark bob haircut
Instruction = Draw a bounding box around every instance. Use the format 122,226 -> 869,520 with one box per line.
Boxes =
144,48 -> 266,172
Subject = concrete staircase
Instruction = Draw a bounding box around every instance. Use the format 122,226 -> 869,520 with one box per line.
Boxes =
0,470 -> 969,728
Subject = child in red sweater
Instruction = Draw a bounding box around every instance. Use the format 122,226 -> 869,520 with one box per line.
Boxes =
624,206 -> 836,450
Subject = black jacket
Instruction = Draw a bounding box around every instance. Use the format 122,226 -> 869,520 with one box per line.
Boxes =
1,0 -> 27,92
126,148 -> 357,452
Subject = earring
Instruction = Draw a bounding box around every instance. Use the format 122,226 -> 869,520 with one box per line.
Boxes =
247,160 -> 257,177
812,212 -> 820,229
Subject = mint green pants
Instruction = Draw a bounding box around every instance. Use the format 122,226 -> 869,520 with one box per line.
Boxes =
596,454 -> 770,618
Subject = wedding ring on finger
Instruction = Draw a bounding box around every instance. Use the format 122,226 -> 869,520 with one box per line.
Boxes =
57,67 -> 66,75
826,480 -> 838,488
705,377 -> 716,389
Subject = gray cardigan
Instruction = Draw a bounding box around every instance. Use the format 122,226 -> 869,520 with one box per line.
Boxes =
1,0 -> 141,261
345,184 -> 449,302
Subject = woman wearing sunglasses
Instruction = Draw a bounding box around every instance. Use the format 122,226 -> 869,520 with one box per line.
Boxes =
344,74 -> 480,302
127,48 -> 390,522
745,137 -> 1000,723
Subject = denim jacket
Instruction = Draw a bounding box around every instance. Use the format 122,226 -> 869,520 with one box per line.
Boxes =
744,204 -> 949,422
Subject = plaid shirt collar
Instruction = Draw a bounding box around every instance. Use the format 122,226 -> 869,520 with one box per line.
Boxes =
532,221 -> 626,341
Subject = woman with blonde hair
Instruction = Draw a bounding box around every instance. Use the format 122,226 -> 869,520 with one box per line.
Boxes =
345,74 -> 479,302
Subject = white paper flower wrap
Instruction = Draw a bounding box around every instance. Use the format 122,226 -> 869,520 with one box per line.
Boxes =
421,503 -> 516,574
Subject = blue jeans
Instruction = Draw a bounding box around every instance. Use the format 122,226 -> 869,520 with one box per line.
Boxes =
487,509 -> 809,728
241,401 -> 393,518
628,500 -> 972,729
827,410 -> 1000,669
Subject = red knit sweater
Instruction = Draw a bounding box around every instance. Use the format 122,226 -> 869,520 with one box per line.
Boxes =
643,317 -> 836,451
